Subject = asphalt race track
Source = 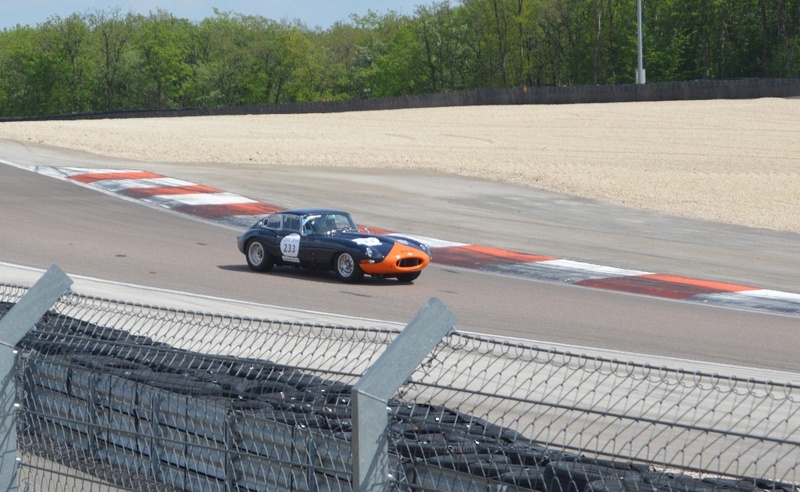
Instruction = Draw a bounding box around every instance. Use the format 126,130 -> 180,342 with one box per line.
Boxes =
1,139 -> 799,375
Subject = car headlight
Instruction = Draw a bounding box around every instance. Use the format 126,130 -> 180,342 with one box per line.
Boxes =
365,247 -> 374,258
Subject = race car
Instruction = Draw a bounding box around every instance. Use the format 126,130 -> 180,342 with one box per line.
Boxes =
236,208 -> 431,283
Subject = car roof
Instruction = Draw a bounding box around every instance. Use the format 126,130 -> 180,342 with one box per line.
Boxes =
277,208 -> 350,216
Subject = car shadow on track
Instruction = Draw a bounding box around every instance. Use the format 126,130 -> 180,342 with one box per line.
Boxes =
216,264 -> 419,286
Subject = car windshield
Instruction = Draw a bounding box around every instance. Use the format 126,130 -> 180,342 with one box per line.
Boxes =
303,213 -> 358,235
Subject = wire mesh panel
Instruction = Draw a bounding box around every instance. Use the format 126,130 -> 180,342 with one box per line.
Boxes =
3,285 -> 399,491
1,283 -> 798,492
391,333 -> 799,490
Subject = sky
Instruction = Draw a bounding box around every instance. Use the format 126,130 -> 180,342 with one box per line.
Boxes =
0,1 -> 437,31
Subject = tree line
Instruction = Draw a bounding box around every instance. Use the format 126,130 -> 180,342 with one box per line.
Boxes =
1,0 -> 798,117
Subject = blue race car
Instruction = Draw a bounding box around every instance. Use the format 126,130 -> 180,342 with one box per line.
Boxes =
237,208 -> 431,283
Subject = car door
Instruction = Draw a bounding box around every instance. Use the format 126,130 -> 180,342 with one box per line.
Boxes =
276,214 -> 302,265
298,215 -> 333,268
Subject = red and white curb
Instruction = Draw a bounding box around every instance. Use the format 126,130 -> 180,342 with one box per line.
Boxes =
21,165 -> 800,316
36,166 -> 281,223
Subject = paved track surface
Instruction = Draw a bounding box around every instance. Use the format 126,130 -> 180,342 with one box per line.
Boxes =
1,139 -> 799,374
33,165 -> 800,317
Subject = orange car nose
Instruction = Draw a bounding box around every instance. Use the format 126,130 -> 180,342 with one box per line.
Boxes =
389,243 -> 430,267
360,242 -> 430,274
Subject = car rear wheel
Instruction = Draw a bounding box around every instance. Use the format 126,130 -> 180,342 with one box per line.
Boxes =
396,272 -> 421,283
334,252 -> 364,283
246,239 -> 274,272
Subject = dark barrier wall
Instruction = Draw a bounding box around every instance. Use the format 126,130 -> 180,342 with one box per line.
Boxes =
3,77 -> 800,122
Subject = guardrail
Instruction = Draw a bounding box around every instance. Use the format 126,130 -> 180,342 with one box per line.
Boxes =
1,268 -> 798,492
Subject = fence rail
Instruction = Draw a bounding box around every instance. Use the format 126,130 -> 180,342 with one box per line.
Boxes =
1,280 -> 798,492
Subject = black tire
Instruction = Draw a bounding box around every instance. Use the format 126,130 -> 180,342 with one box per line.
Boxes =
544,460 -> 645,492
267,409 -> 326,428
477,442 -> 556,466
389,425 -> 478,458
396,271 -> 421,283
430,453 -> 512,477
495,464 -> 548,490
246,239 -> 274,272
191,371 -> 263,398
139,371 -> 225,396
334,252 -> 364,283
69,354 -> 151,373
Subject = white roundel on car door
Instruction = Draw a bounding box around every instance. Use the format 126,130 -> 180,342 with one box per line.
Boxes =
280,233 -> 301,263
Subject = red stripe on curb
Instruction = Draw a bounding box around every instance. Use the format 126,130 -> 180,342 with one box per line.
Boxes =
171,202 -> 282,219
434,245 -> 555,268
640,273 -> 757,293
69,171 -> 164,183
120,184 -> 222,198
575,275 -> 734,300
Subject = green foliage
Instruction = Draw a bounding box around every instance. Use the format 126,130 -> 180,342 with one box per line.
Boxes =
1,0 -> 799,116
0,27 -> 42,115
87,9 -> 136,111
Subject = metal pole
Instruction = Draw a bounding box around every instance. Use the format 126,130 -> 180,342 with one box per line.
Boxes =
351,298 -> 457,491
0,265 -> 72,492
636,0 -> 646,84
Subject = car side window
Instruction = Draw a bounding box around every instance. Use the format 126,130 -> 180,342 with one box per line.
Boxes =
333,214 -> 357,231
264,215 -> 282,229
324,215 -> 337,232
283,215 -> 301,232
303,217 -> 318,235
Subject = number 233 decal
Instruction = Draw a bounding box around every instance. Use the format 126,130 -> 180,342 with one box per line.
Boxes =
280,234 -> 301,263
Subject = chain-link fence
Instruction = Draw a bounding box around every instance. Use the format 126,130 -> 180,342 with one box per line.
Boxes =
1,280 -> 797,492
3,78 -> 800,123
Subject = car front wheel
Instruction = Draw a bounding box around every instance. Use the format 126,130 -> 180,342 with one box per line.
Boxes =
334,252 -> 364,283
246,239 -> 274,272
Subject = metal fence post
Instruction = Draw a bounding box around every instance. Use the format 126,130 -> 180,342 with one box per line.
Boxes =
0,265 -> 73,492
351,297 -> 456,491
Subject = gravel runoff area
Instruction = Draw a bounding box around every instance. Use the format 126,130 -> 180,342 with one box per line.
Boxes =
1,98 -> 799,233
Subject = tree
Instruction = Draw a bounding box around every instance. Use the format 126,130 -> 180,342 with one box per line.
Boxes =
38,13 -> 94,113
365,17 -> 429,97
2,1 -> 799,117
0,27 -> 49,115
88,8 -> 134,110
414,1 -> 473,92
318,12 -> 390,99
187,10 -> 259,107
282,24 -> 327,102
131,10 -> 193,109
772,0 -> 800,75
